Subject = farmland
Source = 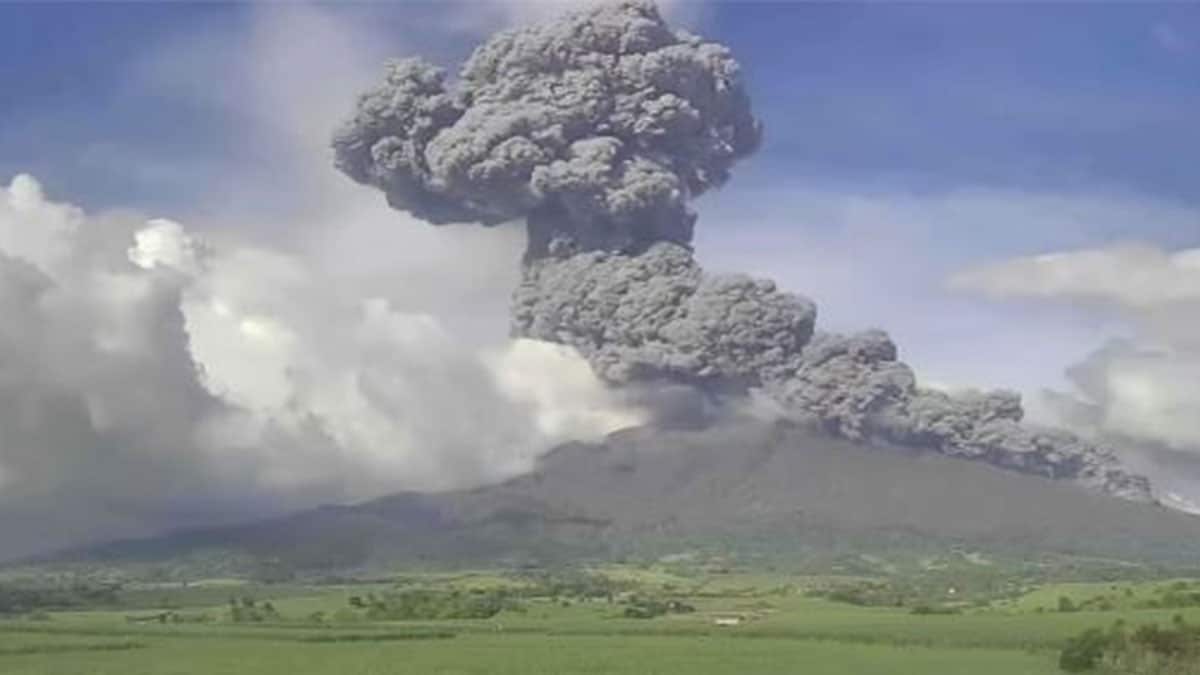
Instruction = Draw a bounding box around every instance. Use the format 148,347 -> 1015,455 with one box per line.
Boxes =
3,562 -> 1200,674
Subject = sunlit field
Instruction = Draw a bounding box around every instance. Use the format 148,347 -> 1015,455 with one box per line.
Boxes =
5,567 -> 1200,674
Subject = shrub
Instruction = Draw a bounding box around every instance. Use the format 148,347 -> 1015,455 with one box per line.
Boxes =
622,596 -> 695,619
1059,628 -> 1109,672
910,604 -> 960,615
1060,619 -> 1200,673
351,589 -> 515,621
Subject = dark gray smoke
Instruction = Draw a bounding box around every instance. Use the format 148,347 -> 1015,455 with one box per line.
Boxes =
513,242 -> 816,388
333,0 -> 1153,502
763,331 -> 1151,500
332,0 -> 760,260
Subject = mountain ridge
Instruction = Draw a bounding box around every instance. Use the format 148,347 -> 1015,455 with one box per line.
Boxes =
26,419 -> 1200,574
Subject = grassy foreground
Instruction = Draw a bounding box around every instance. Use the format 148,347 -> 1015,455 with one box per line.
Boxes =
4,565 -> 1200,674
0,633 -> 1060,675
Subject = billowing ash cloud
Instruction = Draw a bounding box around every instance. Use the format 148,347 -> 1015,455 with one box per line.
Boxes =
335,0 -> 1154,502
513,242 -> 815,387
761,331 -> 1150,500
766,330 -> 916,440
332,0 -> 760,259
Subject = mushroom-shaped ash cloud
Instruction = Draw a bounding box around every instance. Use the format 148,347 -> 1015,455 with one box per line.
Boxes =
333,0 -> 1154,503
333,0 -> 760,259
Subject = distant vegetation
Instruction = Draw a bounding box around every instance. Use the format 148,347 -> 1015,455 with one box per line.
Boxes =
0,582 -> 120,615
622,596 -> 695,619
1060,618 -> 1200,673
6,558 -> 1200,675
346,590 -> 515,621
227,597 -> 280,623
507,569 -> 631,601
813,581 -> 908,608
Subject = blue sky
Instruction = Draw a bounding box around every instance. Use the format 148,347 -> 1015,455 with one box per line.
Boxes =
724,2 -> 1199,204
2,2 -> 1196,211
1,0 -> 1197,394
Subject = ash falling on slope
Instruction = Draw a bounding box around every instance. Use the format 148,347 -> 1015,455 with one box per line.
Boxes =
333,0 -> 1152,502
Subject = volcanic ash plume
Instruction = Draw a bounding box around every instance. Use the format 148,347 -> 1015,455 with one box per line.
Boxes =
763,331 -> 1150,500
513,243 -> 816,387
333,0 -> 1152,501
331,0 -> 760,259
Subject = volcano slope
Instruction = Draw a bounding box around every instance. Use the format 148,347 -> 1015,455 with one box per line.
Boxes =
40,419 -> 1200,573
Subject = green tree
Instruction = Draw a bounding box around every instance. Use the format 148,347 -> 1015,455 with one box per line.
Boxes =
1059,628 -> 1108,672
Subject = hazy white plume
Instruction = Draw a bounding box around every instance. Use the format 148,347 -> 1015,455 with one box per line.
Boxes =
129,219 -> 206,274
0,173 -> 643,557
951,244 -> 1200,309
954,243 -> 1200,454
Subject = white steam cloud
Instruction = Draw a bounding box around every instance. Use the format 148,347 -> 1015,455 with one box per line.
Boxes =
0,173 -> 644,559
953,243 -> 1200,454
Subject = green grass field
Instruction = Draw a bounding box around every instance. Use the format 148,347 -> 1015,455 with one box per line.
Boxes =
0,632 -> 1060,675
3,567 -> 1198,674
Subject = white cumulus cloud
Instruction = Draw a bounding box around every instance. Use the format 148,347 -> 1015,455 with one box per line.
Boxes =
952,243 -> 1200,454
0,173 -> 643,559
951,244 -> 1200,309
